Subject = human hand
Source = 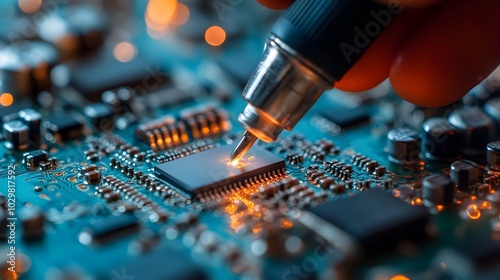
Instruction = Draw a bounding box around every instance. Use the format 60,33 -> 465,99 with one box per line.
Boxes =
257,0 -> 500,107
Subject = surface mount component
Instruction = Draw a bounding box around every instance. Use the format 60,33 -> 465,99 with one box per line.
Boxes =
422,118 -> 462,161
2,120 -> 29,150
386,127 -> 421,164
320,105 -> 370,130
78,214 -> 140,245
450,160 -> 480,191
43,114 -> 84,141
299,189 -> 430,255
422,174 -> 455,206
155,144 -> 285,200
448,107 -> 494,156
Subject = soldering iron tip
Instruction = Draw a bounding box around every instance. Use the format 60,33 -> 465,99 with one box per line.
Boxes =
229,131 -> 258,164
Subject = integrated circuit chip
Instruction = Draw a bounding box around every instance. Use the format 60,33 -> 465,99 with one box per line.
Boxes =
300,189 -> 430,255
154,144 -> 285,200
43,114 -> 84,140
321,104 -> 370,129
107,245 -> 207,280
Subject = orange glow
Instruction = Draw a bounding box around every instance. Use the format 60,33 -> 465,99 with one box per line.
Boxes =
280,218 -> 294,229
205,26 -> 226,47
223,176 -> 284,234
113,42 -> 137,63
436,205 -> 444,212
411,197 -> 423,206
171,3 -> 189,26
480,201 -> 492,210
466,204 -> 481,220
0,93 -> 14,107
18,0 -> 42,14
252,225 -> 262,234
392,189 -> 401,197
145,0 -> 178,31
225,203 -> 237,215
390,275 -> 410,280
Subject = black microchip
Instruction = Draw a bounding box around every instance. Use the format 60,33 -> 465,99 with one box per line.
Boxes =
66,50 -> 170,101
83,103 -> 114,131
79,214 -> 140,245
321,104 -> 370,129
436,232 -> 500,277
43,114 -> 84,140
107,245 -> 206,280
304,189 -> 430,255
154,145 -> 285,199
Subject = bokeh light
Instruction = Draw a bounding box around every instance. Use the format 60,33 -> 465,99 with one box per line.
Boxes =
113,42 -> 137,63
18,0 -> 41,14
145,0 -> 178,31
0,92 -> 14,107
171,3 -> 189,26
205,26 -> 226,47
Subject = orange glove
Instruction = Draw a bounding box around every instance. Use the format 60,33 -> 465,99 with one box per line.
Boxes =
257,0 -> 500,107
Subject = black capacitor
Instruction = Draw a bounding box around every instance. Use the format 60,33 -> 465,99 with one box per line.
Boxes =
450,159 -> 480,191
84,103 -> 114,131
19,109 -> 42,141
448,107 -> 494,156
37,5 -> 107,60
3,120 -> 29,150
386,127 -> 421,164
422,118 -> 461,160
20,206 -> 45,239
486,141 -> 500,170
0,41 -> 58,99
422,174 -> 454,206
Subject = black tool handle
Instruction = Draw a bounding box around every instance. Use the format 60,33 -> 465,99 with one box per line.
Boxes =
271,0 -> 397,82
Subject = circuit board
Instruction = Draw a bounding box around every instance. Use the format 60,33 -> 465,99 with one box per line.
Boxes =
1,1 -> 500,280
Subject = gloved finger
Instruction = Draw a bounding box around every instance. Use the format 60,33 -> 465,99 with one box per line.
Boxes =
375,0 -> 444,8
257,0 -> 444,10
256,0 -> 291,10
389,0 -> 500,107
335,6 -> 431,91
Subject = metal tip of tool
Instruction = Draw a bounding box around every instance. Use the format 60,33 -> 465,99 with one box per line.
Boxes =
229,131 -> 258,164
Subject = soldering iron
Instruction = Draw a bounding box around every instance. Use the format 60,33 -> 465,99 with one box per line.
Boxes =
230,0 -> 400,162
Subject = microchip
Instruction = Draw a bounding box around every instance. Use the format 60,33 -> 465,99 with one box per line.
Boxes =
66,50 -> 170,101
78,214 -> 140,245
435,232 -> 500,278
154,145 -> 285,200
300,189 -> 430,255
43,114 -> 84,140
83,103 -> 114,131
107,245 -> 207,280
321,104 -> 370,129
